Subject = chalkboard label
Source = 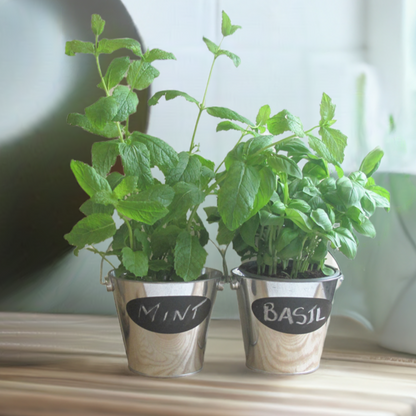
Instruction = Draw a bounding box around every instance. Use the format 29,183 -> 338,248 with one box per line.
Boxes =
252,297 -> 332,334
126,296 -> 211,334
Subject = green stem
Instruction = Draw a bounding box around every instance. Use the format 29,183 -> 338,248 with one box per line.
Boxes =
123,218 -> 134,249
87,246 -> 116,269
214,131 -> 248,174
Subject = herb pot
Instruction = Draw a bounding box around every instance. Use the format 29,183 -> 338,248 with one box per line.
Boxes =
231,260 -> 343,375
105,268 -> 223,378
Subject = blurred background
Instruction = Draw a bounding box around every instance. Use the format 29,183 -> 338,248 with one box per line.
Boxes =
0,0 -> 415,354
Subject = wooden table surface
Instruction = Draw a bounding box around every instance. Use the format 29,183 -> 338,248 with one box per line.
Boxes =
1,313 -> 416,416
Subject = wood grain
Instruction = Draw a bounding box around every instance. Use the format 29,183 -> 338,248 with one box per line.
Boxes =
1,313 -> 416,415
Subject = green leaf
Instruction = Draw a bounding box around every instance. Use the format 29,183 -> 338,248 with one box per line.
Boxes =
259,210 -> 283,226
67,113 -> 120,138
267,110 -> 305,137
64,213 -> 116,249
345,205 -> 366,224
352,218 -> 376,238
336,177 -> 365,208
193,154 -> 215,171
122,247 -> 148,277
285,208 -> 314,232
302,159 -> 329,180
206,106 -> 254,126
149,260 -> 170,271
92,140 -> 119,177
143,48 -> 176,63
134,230 -> 150,256
276,228 -> 299,252
244,135 -> 274,156
79,199 -> 114,216
310,240 -> 328,262
107,172 -> 124,190
98,56 -> 130,90
151,225 -> 181,257
250,166 -> 276,216
133,184 -> 175,207
216,49 -> 241,67
256,105 -> 271,127
349,171 -> 367,187
70,160 -> 111,197
319,126 -> 347,164
204,206 -> 221,223
117,199 -> 168,224
359,147 -> 384,177
240,214 -> 259,248
202,37 -> 219,54
335,166 -> 344,178
91,189 -> 118,206
148,90 -> 199,106
166,152 -> 201,186
275,137 -> 309,156
216,121 -> 246,133
118,141 -> 153,187
113,176 -> 137,199
130,132 -> 178,175
278,236 -> 303,260
65,40 -> 94,56
268,154 -> 302,179
91,14 -> 105,36
310,209 -> 332,232
218,161 -> 261,231
221,11 -> 241,37
85,97 -> 119,129
335,227 -> 357,259
288,199 -> 311,214
319,93 -> 336,126
365,188 -> 390,211
97,38 -> 143,56
361,193 -> 376,217
111,85 -> 139,122
127,61 -> 160,90
174,231 -> 207,281
308,134 -> 339,165
217,220 -> 235,245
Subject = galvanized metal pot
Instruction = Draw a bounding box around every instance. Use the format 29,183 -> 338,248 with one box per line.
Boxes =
231,260 -> 343,375
105,268 -> 223,378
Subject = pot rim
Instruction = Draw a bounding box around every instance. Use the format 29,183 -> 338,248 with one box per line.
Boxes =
232,260 -> 342,283
108,267 -> 223,284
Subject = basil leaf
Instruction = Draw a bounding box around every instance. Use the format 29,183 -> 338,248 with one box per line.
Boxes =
92,140 -> 119,177
335,227 -> 357,259
268,154 -> 302,179
352,218 -> 376,238
359,147 -> 384,177
98,38 -> 143,56
285,208 -> 314,232
250,166 -> 276,216
259,210 -> 283,226
288,199 -> 311,214
310,209 -> 332,232
217,220 -> 236,246
336,177 -> 365,208
122,247 -> 148,277
240,214 -> 259,248
302,159 -> 329,180
275,137 -> 310,156
276,228 -> 299,252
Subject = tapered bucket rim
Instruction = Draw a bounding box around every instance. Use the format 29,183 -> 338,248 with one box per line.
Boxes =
232,261 -> 342,283
108,267 -> 223,285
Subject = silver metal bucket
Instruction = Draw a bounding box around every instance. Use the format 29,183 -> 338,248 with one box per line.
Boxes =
231,259 -> 343,375
106,268 -> 223,378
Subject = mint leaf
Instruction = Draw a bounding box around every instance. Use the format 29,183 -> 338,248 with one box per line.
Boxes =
79,199 -> 114,216
319,93 -> 336,126
174,231 -> 207,281
268,154 -> 302,179
92,189 -> 118,206
98,57 -> 130,90
203,37 -> 219,54
244,135 -> 274,156
91,14 -> 105,36
130,132 -> 178,175
148,89 -> 199,107
319,126 -> 347,164
85,97 -> 119,129
216,121 -> 246,133
149,260 -> 170,271
310,209 -> 332,232
151,225 -> 181,258
359,147 -> 384,177
166,152 -> 202,186
118,141 -> 153,187
111,85 -> 139,122
256,105 -> 271,127
67,113 -> 120,138
206,106 -> 254,126
97,38 -> 143,56
70,160 -> 111,197
221,11 -> 241,37
218,161 -> 261,231
216,49 -> 241,67
308,134 -> 339,165
122,247 -> 148,277
64,213 -> 116,249
117,199 -> 168,224
113,176 -> 137,199
143,48 -> 176,62
267,110 -> 305,137
127,61 -> 160,90
193,154 -> 215,171
92,140 -> 119,177
133,184 -> 175,207
107,172 -> 124,190
65,40 -> 94,56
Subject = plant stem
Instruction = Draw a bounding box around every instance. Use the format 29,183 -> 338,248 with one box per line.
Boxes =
123,218 -> 134,249
87,245 -> 116,269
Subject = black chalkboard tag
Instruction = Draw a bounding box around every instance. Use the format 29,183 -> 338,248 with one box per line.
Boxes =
126,296 -> 212,334
252,297 -> 332,334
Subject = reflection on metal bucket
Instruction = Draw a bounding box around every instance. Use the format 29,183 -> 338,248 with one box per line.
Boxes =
108,268 -> 222,378
231,261 -> 343,375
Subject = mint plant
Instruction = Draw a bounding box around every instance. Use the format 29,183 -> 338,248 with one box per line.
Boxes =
206,95 -> 391,278
64,13 -> 244,281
